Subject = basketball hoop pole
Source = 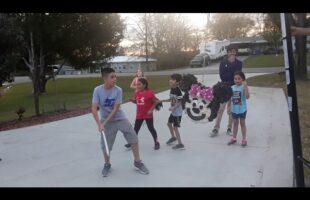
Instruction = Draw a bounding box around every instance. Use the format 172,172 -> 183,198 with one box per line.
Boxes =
280,13 -> 304,187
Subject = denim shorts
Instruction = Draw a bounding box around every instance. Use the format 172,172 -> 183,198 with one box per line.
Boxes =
232,111 -> 247,119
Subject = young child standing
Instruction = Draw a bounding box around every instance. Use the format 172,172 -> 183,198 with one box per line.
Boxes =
227,71 -> 250,147
130,68 -> 146,91
125,78 -> 161,150
91,67 -> 149,177
161,74 -> 185,150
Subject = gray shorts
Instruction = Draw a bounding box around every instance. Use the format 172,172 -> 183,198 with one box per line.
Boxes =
100,119 -> 138,154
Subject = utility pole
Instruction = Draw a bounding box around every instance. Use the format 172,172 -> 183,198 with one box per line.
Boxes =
145,13 -> 149,71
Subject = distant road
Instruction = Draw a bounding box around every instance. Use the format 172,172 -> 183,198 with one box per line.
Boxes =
9,55 -> 309,85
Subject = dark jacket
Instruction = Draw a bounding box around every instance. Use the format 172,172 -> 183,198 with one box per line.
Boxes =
219,58 -> 243,86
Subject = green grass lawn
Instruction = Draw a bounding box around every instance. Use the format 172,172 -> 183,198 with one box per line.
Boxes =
247,72 -> 310,184
0,75 -> 170,122
244,53 -> 310,68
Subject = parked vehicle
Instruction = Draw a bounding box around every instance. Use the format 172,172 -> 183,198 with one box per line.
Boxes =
190,53 -> 211,68
199,40 -> 230,60
238,48 -> 252,55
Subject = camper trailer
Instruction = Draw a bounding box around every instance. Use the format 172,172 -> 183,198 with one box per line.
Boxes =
199,40 -> 230,60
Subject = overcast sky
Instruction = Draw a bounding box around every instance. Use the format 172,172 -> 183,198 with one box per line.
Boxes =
119,13 -> 209,47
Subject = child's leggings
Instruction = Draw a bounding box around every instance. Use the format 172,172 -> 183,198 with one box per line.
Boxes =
134,118 -> 158,143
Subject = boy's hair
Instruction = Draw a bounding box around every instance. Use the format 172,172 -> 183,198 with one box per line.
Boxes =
170,73 -> 182,83
226,45 -> 238,53
101,67 -> 115,77
234,71 -> 246,80
137,78 -> 148,90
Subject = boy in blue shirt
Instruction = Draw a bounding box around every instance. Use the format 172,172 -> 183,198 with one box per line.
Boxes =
92,67 -> 149,177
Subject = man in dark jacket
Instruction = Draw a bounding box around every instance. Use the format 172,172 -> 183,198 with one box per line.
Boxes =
210,45 -> 243,137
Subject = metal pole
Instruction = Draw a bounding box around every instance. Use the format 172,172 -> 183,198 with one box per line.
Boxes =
145,13 -> 149,71
280,13 -> 305,187
101,130 -> 110,157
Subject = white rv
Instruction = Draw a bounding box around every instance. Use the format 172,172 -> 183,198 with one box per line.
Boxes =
199,40 -> 230,60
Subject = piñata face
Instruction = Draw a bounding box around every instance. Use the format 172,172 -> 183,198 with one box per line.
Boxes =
185,97 -> 210,122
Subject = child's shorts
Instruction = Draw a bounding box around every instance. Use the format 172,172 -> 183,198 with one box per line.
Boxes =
232,111 -> 247,119
168,114 -> 182,127
100,119 -> 138,154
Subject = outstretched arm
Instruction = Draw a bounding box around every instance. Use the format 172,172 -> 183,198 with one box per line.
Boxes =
130,78 -> 137,89
160,98 -> 171,103
148,97 -> 161,114
291,26 -> 310,36
169,100 -> 181,111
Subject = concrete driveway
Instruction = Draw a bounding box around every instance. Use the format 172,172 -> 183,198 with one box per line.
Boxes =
0,74 -> 293,187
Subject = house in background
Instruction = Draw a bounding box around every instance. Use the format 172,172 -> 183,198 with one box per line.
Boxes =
49,65 -> 82,75
230,36 -> 310,55
229,36 -> 269,55
103,56 -> 157,73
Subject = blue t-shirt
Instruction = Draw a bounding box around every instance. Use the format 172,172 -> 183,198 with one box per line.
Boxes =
92,85 -> 127,121
231,85 -> 247,114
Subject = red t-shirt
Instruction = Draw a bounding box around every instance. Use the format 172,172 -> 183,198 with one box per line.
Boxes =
135,89 -> 157,119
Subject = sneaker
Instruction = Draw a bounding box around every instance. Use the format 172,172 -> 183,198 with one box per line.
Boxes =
241,140 -> 247,147
210,129 -> 218,137
102,163 -> 111,177
227,138 -> 237,145
154,142 -> 160,150
134,160 -> 149,175
172,143 -> 185,150
166,137 -> 177,145
226,128 -> 232,136
124,143 -> 131,148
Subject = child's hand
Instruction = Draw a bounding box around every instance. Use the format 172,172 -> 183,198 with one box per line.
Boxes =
147,110 -> 153,115
98,123 -> 105,132
242,80 -> 248,87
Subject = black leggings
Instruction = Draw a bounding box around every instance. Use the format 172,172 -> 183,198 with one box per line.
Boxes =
134,118 -> 158,143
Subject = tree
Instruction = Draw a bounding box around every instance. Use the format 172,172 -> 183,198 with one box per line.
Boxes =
126,14 -> 195,54
262,15 -> 282,55
189,28 -> 204,52
251,13 -> 266,36
125,14 -> 195,69
9,13 -> 124,116
208,14 -> 255,40
293,13 -> 308,80
0,14 -> 20,87
267,13 -> 309,80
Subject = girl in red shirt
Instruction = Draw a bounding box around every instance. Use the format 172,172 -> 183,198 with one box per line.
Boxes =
126,78 -> 161,150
